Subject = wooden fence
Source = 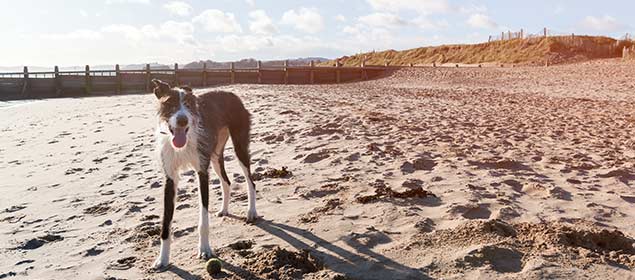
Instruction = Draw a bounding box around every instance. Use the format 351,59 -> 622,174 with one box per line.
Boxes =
0,61 -> 390,101
624,46 -> 635,60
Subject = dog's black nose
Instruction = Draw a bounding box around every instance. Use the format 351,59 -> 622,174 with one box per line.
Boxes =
176,115 -> 188,127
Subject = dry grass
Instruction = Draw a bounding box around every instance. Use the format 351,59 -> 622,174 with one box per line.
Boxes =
323,36 -> 632,66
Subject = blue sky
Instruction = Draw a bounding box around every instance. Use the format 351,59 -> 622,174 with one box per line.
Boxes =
0,0 -> 632,67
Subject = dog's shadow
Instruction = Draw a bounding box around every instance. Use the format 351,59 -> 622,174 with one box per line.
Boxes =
162,217 -> 430,279
253,219 -> 430,279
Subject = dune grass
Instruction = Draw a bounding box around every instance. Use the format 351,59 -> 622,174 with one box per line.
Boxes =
323,36 -> 631,66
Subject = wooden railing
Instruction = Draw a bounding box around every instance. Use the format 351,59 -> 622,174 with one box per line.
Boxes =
0,61 -> 391,100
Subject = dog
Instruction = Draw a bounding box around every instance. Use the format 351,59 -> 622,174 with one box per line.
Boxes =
150,79 -> 258,270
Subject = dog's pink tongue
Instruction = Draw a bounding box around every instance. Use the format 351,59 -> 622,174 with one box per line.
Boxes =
172,127 -> 187,148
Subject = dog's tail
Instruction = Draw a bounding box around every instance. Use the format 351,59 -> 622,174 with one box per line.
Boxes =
228,96 -> 252,170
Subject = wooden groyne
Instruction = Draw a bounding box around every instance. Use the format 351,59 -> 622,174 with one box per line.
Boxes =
0,61 -> 390,100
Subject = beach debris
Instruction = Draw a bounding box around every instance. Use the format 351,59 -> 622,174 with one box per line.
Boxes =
356,181 -> 436,204
242,246 -> 323,279
253,167 -> 292,181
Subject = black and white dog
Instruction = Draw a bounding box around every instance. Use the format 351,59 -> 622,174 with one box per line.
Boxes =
150,79 -> 257,269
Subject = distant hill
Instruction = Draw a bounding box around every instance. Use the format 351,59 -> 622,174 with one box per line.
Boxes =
184,57 -> 329,69
322,36 -> 634,66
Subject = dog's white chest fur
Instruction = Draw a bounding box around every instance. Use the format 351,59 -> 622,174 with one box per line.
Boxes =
156,125 -> 200,179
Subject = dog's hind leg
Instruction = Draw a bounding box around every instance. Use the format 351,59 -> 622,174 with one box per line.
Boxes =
153,176 -> 177,270
197,169 -> 213,259
211,127 -> 231,217
231,129 -> 258,222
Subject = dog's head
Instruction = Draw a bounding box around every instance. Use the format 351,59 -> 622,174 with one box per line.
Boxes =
152,79 -> 197,149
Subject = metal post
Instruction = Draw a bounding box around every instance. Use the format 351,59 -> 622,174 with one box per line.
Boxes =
115,64 -> 122,94
257,60 -> 262,83
284,60 -> 289,84
202,62 -> 207,87
54,66 -> 61,96
230,62 -> 235,83
360,57 -> 367,80
335,59 -> 341,84
84,65 -> 91,95
21,66 -> 29,96
174,63 -> 179,86
309,60 -> 314,84
145,63 -> 151,92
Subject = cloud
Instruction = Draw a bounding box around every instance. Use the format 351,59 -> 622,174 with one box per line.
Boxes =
281,7 -> 324,33
458,4 -> 487,14
358,13 -> 407,28
101,21 -> 195,44
413,17 -> 448,29
249,10 -> 277,35
581,15 -> 623,32
193,9 -> 242,33
163,1 -> 192,17
367,0 -> 449,15
209,34 -> 341,59
246,0 -> 256,8
105,0 -> 150,4
467,13 -> 497,29
350,12 -> 446,31
42,29 -> 103,40
335,14 -> 347,22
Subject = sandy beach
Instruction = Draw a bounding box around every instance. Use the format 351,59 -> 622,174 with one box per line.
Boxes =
2,59 -> 635,279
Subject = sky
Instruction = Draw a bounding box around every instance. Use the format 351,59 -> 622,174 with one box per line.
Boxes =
0,0 -> 633,67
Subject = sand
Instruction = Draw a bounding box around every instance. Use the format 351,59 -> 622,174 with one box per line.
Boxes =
1,59 -> 635,279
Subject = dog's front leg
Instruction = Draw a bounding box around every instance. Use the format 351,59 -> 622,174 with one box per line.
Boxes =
197,171 -> 213,259
153,176 -> 176,270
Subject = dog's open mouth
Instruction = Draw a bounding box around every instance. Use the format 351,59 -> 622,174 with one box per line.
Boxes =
169,126 -> 189,148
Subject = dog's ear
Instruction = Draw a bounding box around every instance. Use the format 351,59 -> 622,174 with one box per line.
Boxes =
152,79 -> 171,99
180,86 -> 193,94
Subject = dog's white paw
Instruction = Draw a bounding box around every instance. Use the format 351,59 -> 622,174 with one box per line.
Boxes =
198,244 -> 213,259
215,209 -> 229,217
246,209 -> 259,222
152,256 -> 169,271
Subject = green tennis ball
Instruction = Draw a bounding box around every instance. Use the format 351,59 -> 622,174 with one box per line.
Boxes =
205,258 -> 222,275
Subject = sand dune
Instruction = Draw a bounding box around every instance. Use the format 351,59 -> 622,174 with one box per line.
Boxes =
1,59 -> 635,279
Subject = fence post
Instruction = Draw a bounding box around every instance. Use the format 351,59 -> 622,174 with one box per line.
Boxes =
501,32 -> 504,40
284,60 -> 289,84
335,59 -> 341,84
202,62 -> 207,87
508,31 -> 511,40
230,62 -> 235,83
174,63 -> 179,86
84,65 -> 92,95
520,29 -> 524,39
360,57 -> 367,81
21,66 -> 29,96
309,60 -> 314,84
54,66 -> 61,96
115,64 -> 122,94
145,63 -> 151,92
544,27 -> 547,37
257,60 -> 262,84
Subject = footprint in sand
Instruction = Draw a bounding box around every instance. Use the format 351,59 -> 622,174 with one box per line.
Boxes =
400,156 -> 437,174
108,256 -> 136,270
303,150 -> 330,163
448,203 -> 492,220
15,234 -> 64,250
173,226 -> 196,238
84,202 -> 111,216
